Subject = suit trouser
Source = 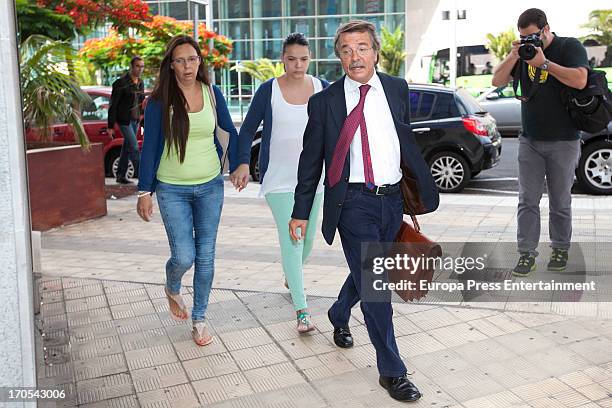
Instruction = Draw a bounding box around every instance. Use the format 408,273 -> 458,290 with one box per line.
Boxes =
517,136 -> 581,256
328,184 -> 407,377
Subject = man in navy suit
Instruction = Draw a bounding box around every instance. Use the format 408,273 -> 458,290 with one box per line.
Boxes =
289,20 -> 439,402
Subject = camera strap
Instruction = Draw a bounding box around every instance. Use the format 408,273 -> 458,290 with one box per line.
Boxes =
513,61 -> 542,102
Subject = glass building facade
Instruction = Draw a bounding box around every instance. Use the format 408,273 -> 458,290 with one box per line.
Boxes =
146,0 -> 406,87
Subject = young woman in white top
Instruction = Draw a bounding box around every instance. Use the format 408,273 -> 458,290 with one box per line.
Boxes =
231,33 -> 328,333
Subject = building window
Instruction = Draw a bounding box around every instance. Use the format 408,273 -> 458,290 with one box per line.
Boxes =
356,0 -> 383,14
288,0 -> 315,17
317,0 -> 349,15
289,18 -> 314,37
317,61 -> 343,81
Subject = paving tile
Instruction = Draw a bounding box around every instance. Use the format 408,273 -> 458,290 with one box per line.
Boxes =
567,336 -> 612,365
125,344 -> 178,370
76,373 -> 133,404
406,307 -> 462,331
131,362 -> 189,393
428,322 -> 489,348
182,352 -> 240,380
73,353 -> 127,381
137,383 -> 199,408
229,342 -> 288,370
218,326 -> 274,351
192,372 -> 254,404
396,332 -> 447,358
510,378 -> 572,401
462,390 -> 523,408
79,394 -> 139,408
243,362 -> 306,393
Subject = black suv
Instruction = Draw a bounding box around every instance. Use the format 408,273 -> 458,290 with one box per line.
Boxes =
247,83 -> 502,193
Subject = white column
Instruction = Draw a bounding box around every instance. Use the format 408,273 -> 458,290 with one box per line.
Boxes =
0,0 -> 38,406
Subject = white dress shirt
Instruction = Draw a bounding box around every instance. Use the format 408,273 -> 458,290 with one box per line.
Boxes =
344,73 -> 402,185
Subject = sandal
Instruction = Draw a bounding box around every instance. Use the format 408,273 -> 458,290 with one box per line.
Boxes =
192,321 -> 214,346
296,312 -> 315,334
164,286 -> 189,321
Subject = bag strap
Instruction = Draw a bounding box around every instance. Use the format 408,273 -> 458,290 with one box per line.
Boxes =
513,61 -> 543,102
207,85 -> 229,172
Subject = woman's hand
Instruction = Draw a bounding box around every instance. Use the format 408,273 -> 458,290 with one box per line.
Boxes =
137,194 -> 154,221
230,164 -> 250,192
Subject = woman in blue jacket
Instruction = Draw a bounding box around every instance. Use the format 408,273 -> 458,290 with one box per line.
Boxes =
231,33 -> 329,334
136,35 -> 239,346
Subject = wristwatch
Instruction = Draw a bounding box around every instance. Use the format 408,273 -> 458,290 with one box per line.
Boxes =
538,59 -> 550,71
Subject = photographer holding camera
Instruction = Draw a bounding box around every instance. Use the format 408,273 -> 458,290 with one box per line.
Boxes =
492,8 -> 588,276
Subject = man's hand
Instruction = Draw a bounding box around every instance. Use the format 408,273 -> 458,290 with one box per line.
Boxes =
509,40 -> 521,61
137,195 -> 153,221
526,46 -> 546,68
107,128 -> 115,138
289,218 -> 308,241
230,164 -> 250,192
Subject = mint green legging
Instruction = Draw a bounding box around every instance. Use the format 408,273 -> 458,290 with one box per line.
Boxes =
265,192 -> 323,311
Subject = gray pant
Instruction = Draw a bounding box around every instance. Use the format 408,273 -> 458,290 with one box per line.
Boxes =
517,136 -> 581,256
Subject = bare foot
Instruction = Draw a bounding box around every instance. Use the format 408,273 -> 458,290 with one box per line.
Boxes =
192,321 -> 214,346
164,287 -> 188,321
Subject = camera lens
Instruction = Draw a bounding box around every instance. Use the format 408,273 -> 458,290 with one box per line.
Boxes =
519,44 -> 536,60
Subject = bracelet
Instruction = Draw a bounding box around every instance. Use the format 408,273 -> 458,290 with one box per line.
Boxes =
137,191 -> 152,198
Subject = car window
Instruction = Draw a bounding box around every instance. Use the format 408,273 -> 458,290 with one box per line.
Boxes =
431,93 -> 460,120
82,95 -> 109,121
455,88 -> 484,115
418,92 -> 435,117
409,91 -> 419,117
409,91 -> 436,120
496,85 -> 516,98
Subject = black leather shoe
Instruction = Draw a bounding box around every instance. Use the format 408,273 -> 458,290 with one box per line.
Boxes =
116,177 -> 133,184
328,309 -> 353,348
379,375 -> 421,402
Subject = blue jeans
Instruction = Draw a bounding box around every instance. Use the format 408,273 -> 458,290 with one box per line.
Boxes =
328,184 -> 407,377
117,120 -> 140,179
155,174 -> 224,321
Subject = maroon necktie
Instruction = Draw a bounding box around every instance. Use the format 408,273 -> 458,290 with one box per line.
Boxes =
327,84 -> 375,188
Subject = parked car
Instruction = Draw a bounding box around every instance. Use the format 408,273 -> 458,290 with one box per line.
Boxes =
245,83 -> 503,193
577,122 -> 612,195
477,84 -> 522,135
25,86 -> 142,179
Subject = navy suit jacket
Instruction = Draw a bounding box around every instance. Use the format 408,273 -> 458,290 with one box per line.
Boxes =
291,72 -> 440,245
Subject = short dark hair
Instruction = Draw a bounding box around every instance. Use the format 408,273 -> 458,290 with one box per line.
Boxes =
130,56 -> 143,67
517,8 -> 548,30
282,33 -> 309,54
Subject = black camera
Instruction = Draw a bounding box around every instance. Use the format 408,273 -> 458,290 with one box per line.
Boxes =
518,33 -> 543,60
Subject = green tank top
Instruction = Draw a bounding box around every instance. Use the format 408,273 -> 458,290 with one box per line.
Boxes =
157,84 -> 220,185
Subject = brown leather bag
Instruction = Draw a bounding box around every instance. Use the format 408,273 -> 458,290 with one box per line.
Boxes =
390,216 -> 442,301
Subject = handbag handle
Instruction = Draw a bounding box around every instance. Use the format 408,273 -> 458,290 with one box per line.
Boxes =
410,214 -> 421,233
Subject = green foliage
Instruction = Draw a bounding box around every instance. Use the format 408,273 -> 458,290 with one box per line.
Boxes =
231,59 -> 285,82
485,28 -> 517,62
379,26 -> 406,77
581,9 -> 612,46
20,35 -> 91,147
15,0 -> 75,41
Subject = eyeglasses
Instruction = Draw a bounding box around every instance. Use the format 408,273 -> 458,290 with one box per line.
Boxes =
172,56 -> 201,66
339,47 -> 373,59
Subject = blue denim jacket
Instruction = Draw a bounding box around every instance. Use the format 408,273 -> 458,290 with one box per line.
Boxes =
236,77 -> 330,183
138,85 -> 239,193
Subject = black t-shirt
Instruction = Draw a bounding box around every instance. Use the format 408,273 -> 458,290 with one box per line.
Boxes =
514,35 -> 589,140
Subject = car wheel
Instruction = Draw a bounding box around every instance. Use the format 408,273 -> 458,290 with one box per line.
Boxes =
250,144 -> 260,182
576,139 -> 612,195
106,149 -> 136,179
428,151 -> 471,193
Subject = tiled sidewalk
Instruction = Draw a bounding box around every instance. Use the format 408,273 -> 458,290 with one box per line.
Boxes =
34,181 -> 612,407
35,276 -> 612,408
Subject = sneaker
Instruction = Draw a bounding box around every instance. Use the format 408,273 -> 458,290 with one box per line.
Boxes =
296,312 -> 315,334
547,248 -> 568,271
513,253 -> 536,277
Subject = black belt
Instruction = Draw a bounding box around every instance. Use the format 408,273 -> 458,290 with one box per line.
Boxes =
348,182 -> 401,196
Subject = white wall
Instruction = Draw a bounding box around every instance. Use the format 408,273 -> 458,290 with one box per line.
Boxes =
0,0 -> 37,403
406,0 -> 611,81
